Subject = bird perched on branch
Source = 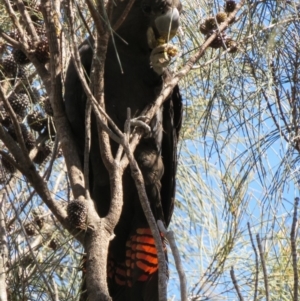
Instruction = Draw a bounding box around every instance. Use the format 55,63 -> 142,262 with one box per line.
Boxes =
64,0 -> 182,300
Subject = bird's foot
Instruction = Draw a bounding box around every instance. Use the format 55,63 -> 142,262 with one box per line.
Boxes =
150,43 -> 178,75
127,116 -> 151,135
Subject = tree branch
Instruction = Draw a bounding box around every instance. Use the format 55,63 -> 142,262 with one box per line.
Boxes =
122,112 -> 167,301
14,0 -> 39,44
256,234 -> 269,301
247,223 -> 258,301
230,266 -> 244,301
290,197 -> 299,301
158,220 -> 187,301
41,0 -> 86,199
0,193 -> 8,301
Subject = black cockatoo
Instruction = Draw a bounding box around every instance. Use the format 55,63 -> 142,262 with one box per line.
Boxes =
64,0 -> 183,300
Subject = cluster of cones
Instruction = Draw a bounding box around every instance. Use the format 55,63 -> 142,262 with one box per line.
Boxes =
0,0 -> 57,184
199,0 -> 238,52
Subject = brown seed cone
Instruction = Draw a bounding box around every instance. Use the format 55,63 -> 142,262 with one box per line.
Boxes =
0,169 -> 9,185
24,223 -> 36,236
35,38 -> 50,64
0,55 -> 18,77
210,37 -> 225,48
205,17 -> 217,30
32,206 -> 46,229
1,154 -> 16,174
225,38 -> 238,53
0,55 -> 27,80
67,200 -> 87,229
12,48 -> 30,65
34,216 -> 44,229
24,132 -> 36,150
207,32 -> 227,49
43,97 -> 53,116
8,93 -> 29,117
199,23 -> 210,35
225,0 -> 237,13
48,238 -> 58,250
0,105 -> 21,128
16,66 -> 27,80
7,123 -> 36,151
35,26 -> 46,37
27,110 -> 47,132
216,12 -> 228,23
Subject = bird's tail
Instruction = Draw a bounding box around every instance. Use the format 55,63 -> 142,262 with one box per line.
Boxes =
108,227 -> 168,301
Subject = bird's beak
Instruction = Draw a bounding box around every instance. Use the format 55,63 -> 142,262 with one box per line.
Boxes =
154,7 -> 180,43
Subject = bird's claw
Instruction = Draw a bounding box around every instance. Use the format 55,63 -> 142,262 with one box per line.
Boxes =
150,44 -> 178,75
127,116 -> 151,135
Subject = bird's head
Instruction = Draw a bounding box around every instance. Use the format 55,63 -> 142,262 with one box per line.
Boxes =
142,0 -> 182,48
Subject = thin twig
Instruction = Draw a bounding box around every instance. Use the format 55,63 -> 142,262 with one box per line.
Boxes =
92,0 -> 115,173
6,189 -> 35,229
270,61 -> 290,135
0,193 -> 8,301
2,0 -> 27,45
0,30 -> 21,48
85,0 -> 105,36
44,136 -> 60,181
247,223 -> 258,301
256,234 -> 269,301
158,220 -> 187,301
123,111 -> 167,301
230,266 -> 244,301
14,0 -> 39,44
52,278 -> 59,301
75,2 -> 94,40
84,102 -> 92,199
124,145 -> 167,301
290,197 -> 299,301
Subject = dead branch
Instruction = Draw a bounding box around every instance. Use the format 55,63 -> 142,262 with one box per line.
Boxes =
158,220 -> 187,301
84,102 -> 92,198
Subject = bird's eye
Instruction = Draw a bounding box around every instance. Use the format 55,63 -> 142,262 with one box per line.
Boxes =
159,5 -> 166,15
142,3 -> 152,14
